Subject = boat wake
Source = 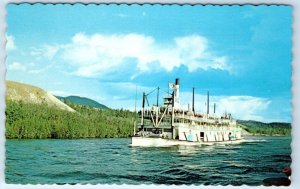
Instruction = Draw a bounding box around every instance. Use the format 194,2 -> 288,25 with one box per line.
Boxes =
240,139 -> 267,143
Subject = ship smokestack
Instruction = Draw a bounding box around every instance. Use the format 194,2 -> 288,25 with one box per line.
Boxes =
207,91 -> 209,115
173,78 -> 180,108
175,78 -> 179,85
192,87 -> 195,113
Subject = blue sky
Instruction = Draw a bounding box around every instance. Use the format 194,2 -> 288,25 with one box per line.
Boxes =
6,4 -> 292,123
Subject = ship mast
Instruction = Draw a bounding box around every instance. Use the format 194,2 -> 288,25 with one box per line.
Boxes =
207,91 -> 210,115
133,85 -> 137,135
213,103 -> 216,114
141,92 -> 145,130
156,87 -> 160,126
156,87 -> 160,107
171,91 -> 175,139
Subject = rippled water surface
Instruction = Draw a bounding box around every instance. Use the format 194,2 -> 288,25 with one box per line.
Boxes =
6,136 -> 291,185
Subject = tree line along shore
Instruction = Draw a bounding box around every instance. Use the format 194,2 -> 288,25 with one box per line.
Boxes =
5,100 -> 291,139
6,100 -> 136,139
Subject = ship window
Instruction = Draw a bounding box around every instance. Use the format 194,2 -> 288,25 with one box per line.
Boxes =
164,128 -> 172,132
200,132 -> 204,138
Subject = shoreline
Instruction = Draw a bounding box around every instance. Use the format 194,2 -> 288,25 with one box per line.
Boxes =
5,134 -> 291,140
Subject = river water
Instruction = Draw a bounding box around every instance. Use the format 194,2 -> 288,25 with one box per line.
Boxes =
5,136 -> 291,185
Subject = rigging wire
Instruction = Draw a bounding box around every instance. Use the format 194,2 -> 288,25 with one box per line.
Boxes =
145,87 -> 157,96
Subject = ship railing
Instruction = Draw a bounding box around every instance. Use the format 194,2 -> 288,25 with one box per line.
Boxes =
174,114 -> 234,123
140,115 -> 237,128
138,108 -> 238,129
174,123 -> 237,131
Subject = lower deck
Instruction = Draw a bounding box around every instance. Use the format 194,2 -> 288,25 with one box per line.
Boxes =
131,136 -> 243,147
137,124 -> 242,143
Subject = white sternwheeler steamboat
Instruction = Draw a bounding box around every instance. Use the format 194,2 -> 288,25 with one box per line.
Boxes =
131,78 -> 242,147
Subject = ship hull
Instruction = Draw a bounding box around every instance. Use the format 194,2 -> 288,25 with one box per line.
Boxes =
130,136 -> 243,147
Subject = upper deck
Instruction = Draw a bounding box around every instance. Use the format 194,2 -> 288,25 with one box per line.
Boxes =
137,78 -> 238,130
139,106 -> 236,129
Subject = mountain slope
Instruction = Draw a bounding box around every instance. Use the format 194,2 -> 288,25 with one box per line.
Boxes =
6,80 -> 75,112
237,120 -> 291,128
56,96 -> 108,109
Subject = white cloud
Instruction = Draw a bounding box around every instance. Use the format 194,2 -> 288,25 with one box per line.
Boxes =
7,60 -> 52,74
6,35 -> 16,51
44,45 -> 60,59
8,62 -> 27,71
59,33 -> 231,77
30,45 -> 60,60
216,95 -> 271,121
179,92 -> 271,122
28,64 -> 53,74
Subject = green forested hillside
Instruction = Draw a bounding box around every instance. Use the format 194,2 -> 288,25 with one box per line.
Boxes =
5,100 -> 136,139
56,96 -> 108,109
237,120 -> 291,136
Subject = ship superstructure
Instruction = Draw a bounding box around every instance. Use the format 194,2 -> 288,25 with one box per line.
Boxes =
131,78 -> 242,146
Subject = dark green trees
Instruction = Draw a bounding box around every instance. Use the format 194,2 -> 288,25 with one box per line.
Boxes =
5,100 -> 136,139
238,120 -> 291,136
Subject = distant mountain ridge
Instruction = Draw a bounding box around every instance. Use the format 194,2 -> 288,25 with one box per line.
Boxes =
56,96 -> 108,109
237,120 -> 291,136
6,80 -> 108,111
237,120 -> 291,128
